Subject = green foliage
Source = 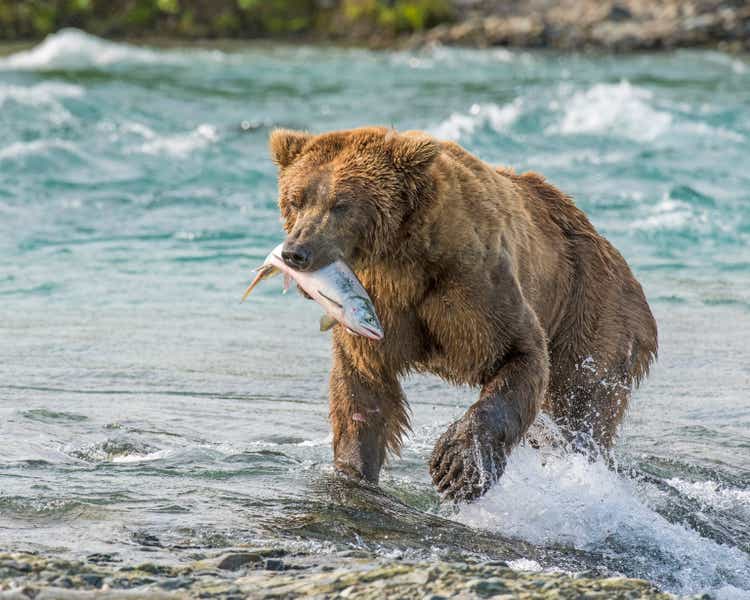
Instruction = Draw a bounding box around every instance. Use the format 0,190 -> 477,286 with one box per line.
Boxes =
214,11 -> 240,35
119,0 -> 162,28
342,0 -> 452,34
0,0 -> 455,41
156,0 -> 179,14
236,0 -> 258,10
31,4 -> 56,34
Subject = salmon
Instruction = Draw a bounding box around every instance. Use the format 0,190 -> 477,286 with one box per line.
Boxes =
242,243 -> 383,341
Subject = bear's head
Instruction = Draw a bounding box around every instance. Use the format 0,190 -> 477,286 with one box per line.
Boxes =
269,127 -> 440,271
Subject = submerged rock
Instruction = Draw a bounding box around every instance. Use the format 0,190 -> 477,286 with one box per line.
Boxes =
0,551 -> 695,599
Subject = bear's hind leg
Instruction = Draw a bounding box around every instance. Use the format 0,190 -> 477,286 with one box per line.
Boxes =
329,344 -> 409,483
547,354 -> 634,453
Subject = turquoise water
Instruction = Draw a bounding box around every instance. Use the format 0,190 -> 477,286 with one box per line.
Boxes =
1,29 -> 749,597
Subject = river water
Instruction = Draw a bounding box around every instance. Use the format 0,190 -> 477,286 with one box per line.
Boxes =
1,29 -> 749,598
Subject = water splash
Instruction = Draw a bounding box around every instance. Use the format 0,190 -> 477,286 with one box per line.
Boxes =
455,444 -> 750,595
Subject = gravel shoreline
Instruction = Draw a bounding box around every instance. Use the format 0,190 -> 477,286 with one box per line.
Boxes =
0,551 -> 700,599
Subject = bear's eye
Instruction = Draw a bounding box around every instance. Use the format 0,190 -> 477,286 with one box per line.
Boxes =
330,202 -> 348,215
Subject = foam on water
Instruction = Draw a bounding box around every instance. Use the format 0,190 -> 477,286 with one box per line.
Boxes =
0,81 -> 84,124
631,195 -> 701,231
0,139 -> 73,160
0,28 -> 228,71
546,79 -> 748,146
134,124 -> 219,158
389,46 -> 517,70
431,100 -> 522,141
0,81 -> 83,104
456,444 -> 750,595
549,80 -> 673,141
507,558 -> 544,572
667,478 -> 750,519
0,29 -> 166,70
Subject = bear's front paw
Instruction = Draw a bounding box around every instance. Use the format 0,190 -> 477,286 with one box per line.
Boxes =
429,404 -> 517,502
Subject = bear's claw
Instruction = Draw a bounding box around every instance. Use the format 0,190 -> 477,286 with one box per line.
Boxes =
429,406 -> 510,502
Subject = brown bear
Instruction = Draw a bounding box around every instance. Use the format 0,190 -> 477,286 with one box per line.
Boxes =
269,126 -> 657,501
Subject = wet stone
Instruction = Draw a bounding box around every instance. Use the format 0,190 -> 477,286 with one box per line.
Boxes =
217,553 -> 264,571
86,553 -> 119,564
54,577 -> 74,589
338,550 -> 372,559
481,560 -> 509,568
79,574 -> 104,588
158,576 -> 195,590
0,552 -> 678,599
467,577 -> 509,596
217,548 -> 287,571
136,563 -> 174,576
131,532 -> 161,547
1,561 -> 32,573
263,558 -> 285,571
110,576 -> 156,588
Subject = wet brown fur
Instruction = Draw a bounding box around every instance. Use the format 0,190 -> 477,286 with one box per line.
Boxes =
269,127 -> 658,499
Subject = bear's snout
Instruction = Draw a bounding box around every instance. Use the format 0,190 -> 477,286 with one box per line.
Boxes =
282,243 -> 313,271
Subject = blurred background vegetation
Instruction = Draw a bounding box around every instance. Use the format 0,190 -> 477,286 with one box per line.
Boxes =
0,0 -> 454,41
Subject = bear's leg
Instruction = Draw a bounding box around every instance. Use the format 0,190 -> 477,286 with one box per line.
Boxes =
329,344 -> 409,483
550,360 -> 632,453
429,314 -> 549,501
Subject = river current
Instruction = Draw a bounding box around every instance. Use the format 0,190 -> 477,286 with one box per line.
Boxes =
1,30 -> 749,598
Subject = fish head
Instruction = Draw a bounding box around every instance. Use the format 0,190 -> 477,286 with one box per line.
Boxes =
345,297 -> 384,341
271,128 -> 440,270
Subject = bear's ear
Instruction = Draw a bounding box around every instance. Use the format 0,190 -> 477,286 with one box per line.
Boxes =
388,132 -> 440,173
269,129 -> 312,168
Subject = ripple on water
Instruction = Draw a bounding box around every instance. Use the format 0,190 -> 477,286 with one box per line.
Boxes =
0,495 -> 100,522
22,409 -> 89,423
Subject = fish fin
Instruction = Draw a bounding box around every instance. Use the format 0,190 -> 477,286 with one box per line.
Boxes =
241,265 -> 279,302
319,315 -> 338,332
283,274 -> 292,294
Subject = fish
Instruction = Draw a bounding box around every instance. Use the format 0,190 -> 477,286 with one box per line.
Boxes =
241,243 -> 384,341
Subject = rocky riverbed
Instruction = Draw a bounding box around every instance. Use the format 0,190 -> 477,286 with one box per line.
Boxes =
0,550 -> 692,599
